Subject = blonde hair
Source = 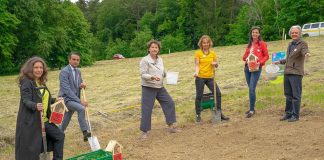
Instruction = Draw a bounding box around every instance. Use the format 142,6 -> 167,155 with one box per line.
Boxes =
197,35 -> 213,50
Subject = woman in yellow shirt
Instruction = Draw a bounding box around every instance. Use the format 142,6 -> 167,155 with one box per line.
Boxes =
194,35 -> 229,123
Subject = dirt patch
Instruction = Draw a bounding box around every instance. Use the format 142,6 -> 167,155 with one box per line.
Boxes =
118,108 -> 324,160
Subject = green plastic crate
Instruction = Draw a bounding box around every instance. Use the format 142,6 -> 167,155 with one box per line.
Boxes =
66,149 -> 113,160
201,93 -> 215,110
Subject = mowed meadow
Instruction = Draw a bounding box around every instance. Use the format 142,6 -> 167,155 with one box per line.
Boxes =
0,37 -> 324,159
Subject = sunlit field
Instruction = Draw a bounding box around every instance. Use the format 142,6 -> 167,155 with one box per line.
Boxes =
0,36 -> 323,159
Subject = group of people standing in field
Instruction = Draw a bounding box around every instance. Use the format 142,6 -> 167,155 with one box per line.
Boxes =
15,25 -> 310,159
138,25 -> 310,138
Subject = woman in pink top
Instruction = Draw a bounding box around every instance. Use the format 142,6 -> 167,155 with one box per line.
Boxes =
242,26 -> 269,118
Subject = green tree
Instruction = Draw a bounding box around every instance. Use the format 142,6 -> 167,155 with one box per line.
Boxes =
160,34 -> 186,54
10,0 -> 44,67
105,38 -> 130,59
0,0 -> 20,74
177,0 -> 198,49
129,28 -> 153,57
225,5 -> 250,45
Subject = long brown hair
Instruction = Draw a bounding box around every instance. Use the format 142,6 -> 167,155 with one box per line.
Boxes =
247,26 -> 263,48
17,56 -> 48,86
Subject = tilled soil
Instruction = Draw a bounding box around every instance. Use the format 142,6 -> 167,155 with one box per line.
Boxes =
120,109 -> 324,160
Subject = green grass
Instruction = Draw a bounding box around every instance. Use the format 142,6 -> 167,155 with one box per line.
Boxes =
0,36 -> 323,159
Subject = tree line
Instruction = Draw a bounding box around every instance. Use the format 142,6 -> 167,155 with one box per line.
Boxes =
1,0 -> 323,74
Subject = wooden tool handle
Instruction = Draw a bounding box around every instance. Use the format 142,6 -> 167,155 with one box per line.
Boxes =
82,88 -> 92,133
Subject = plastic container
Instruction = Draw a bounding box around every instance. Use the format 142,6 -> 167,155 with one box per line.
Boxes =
200,93 -> 215,110
166,72 -> 179,85
66,149 -> 113,160
265,64 -> 280,80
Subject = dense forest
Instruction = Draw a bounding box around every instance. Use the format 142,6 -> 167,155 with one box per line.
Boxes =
0,0 -> 323,74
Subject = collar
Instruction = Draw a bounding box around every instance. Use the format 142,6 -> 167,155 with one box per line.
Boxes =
69,64 -> 76,71
291,39 -> 302,45
146,54 -> 159,64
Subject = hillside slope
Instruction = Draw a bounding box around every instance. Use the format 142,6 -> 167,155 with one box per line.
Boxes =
0,37 -> 323,159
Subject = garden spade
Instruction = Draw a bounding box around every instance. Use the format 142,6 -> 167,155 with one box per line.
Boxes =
39,111 -> 50,160
211,68 -> 221,124
82,88 -> 101,151
36,86 -> 50,160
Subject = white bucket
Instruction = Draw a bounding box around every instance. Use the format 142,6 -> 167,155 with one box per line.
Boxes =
166,72 -> 179,85
88,136 -> 101,151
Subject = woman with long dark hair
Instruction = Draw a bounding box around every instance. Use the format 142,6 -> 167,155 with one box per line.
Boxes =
15,56 -> 64,160
242,26 -> 269,118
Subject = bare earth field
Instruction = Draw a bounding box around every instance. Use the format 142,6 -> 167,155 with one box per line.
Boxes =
123,108 -> 324,160
0,37 -> 323,159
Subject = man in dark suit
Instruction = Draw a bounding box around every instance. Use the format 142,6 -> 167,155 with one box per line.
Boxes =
59,52 -> 91,141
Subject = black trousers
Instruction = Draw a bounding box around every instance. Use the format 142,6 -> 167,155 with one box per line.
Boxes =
195,77 -> 222,115
45,122 -> 65,160
284,74 -> 303,118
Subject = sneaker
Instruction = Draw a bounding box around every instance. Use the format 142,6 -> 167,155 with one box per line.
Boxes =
245,110 -> 250,114
168,127 -> 181,133
195,114 -> 201,123
140,132 -> 148,139
287,116 -> 299,122
83,131 -> 91,142
246,111 -> 255,118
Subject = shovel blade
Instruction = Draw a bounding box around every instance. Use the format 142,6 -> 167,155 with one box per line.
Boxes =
39,152 -> 50,160
88,136 -> 101,151
211,109 -> 221,124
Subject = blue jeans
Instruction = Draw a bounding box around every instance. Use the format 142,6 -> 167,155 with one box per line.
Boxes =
244,64 -> 261,111
284,74 -> 302,118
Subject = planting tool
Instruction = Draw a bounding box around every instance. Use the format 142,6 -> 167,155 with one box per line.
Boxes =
36,86 -> 50,160
82,88 -> 101,151
39,110 -> 50,160
211,67 -> 221,124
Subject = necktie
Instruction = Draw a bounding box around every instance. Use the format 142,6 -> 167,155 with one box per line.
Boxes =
73,68 -> 78,85
72,68 -> 76,81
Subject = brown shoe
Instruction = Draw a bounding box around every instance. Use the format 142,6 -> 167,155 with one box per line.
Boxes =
221,113 -> 230,121
280,114 -> 291,121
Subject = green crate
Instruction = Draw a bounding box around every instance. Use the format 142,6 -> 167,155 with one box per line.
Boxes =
66,149 -> 113,160
201,93 -> 215,110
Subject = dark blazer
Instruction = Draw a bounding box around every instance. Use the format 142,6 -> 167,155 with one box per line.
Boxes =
15,78 -> 55,160
280,39 -> 309,75
59,65 -> 83,103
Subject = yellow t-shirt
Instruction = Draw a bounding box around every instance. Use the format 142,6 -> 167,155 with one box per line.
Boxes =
194,49 -> 217,78
36,82 -> 50,122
